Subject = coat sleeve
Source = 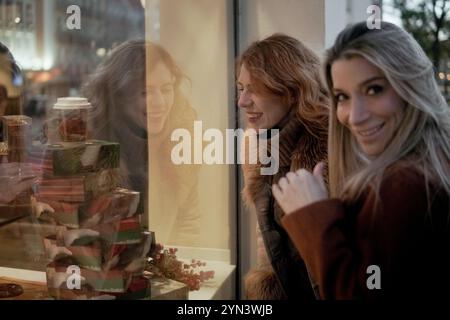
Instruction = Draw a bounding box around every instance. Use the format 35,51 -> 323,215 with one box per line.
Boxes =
282,169 -> 438,299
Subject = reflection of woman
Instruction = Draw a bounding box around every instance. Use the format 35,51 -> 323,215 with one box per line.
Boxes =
274,22 -> 450,299
0,42 -> 22,140
84,40 -> 200,245
238,34 -> 329,299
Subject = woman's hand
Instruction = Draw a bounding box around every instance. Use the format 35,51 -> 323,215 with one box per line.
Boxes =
272,162 -> 328,215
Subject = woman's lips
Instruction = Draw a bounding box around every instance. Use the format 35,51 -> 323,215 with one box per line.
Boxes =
247,112 -> 263,123
147,112 -> 166,119
358,123 -> 385,137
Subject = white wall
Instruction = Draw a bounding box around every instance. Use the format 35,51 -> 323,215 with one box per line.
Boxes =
348,0 -> 375,24
239,0 -> 326,55
325,0 -> 347,48
152,0 -> 235,251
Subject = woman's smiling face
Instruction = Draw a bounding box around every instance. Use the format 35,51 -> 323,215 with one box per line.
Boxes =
332,56 -> 406,157
237,64 -> 290,130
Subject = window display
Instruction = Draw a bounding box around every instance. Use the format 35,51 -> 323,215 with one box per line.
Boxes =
1,0 -> 443,304
0,0 -> 236,300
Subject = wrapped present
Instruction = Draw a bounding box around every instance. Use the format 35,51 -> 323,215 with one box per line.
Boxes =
46,273 -> 151,300
29,140 -> 119,177
57,228 -> 101,247
83,268 -> 131,293
47,286 -> 116,300
93,217 -> 143,245
44,243 -> 102,272
36,169 -> 120,203
46,262 -> 132,293
116,275 -> 151,300
79,188 -> 142,228
59,218 -> 143,246
35,200 -> 80,228
102,231 -> 153,273
57,217 -> 143,247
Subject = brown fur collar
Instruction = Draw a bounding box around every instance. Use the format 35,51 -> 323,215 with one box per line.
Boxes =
242,113 -> 328,210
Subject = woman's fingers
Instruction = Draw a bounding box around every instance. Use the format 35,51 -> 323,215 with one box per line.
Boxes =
278,177 -> 289,190
313,162 -> 326,191
272,165 -> 329,215
286,172 -> 297,183
272,183 -> 282,199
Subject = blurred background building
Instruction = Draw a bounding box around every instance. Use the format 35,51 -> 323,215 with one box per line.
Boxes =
0,0 -> 144,118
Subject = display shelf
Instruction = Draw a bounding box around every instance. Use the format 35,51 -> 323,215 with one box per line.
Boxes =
174,246 -> 236,300
0,220 -> 236,300
0,264 -> 234,300
0,267 -> 189,300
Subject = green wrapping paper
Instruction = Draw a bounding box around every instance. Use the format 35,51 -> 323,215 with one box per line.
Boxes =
29,140 -> 120,177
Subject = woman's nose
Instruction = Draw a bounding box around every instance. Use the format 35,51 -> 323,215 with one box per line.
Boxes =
238,90 -> 252,109
148,91 -> 165,110
348,97 -> 370,126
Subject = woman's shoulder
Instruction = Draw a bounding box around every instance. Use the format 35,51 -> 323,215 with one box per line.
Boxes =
382,163 -> 425,186
376,163 -> 448,210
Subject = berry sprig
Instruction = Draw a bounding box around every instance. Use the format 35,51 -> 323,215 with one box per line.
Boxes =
147,244 -> 215,291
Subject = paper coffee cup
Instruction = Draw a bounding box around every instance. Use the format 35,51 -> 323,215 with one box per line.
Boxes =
54,97 -> 92,142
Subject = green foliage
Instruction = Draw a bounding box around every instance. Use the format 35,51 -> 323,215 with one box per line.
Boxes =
392,0 -> 449,69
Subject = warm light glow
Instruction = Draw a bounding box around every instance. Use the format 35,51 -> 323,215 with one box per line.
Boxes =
14,17 -> 21,24
439,72 -> 445,80
447,74 -> 450,81
96,48 -> 106,57
35,71 -> 52,83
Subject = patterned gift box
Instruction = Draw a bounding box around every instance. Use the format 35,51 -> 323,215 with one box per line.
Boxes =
29,140 -> 119,177
36,169 -> 120,203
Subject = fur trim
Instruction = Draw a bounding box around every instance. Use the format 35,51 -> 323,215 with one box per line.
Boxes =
242,111 -> 328,299
245,268 -> 287,300
242,114 -> 327,208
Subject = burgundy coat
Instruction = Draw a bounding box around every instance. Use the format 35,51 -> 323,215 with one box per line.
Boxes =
282,167 -> 450,300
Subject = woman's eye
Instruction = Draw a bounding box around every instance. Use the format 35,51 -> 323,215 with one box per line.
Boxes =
367,85 -> 383,95
335,93 -> 347,102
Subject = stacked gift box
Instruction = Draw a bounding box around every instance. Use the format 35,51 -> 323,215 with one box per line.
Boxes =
30,140 -> 154,300
29,98 -> 154,300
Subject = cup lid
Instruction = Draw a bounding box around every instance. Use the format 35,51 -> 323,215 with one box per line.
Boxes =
53,97 -> 92,110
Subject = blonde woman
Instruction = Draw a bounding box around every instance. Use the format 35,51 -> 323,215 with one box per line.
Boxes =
238,34 -> 329,299
273,22 -> 450,299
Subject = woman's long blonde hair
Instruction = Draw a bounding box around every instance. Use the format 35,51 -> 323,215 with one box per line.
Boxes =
325,22 -> 450,202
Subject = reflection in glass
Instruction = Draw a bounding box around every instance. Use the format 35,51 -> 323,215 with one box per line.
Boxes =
84,40 -> 200,246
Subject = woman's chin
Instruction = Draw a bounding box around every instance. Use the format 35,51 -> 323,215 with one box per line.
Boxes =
148,123 -> 165,135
